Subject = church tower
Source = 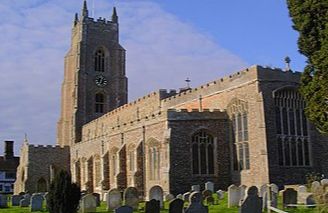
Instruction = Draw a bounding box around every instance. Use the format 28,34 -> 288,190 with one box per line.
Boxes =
57,1 -> 127,146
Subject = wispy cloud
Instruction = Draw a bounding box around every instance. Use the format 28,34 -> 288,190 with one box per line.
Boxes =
0,0 -> 247,154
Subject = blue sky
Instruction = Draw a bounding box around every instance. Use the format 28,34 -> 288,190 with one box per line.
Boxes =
0,0 -> 306,154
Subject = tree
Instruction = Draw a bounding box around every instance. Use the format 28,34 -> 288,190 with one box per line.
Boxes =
48,170 -> 81,213
287,0 -> 328,134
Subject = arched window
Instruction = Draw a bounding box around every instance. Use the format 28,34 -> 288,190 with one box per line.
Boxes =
192,130 -> 215,175
37,177 -> 47,192
274,88 -> 311,167
95,93 -> 104,113
94,49 -> 105,72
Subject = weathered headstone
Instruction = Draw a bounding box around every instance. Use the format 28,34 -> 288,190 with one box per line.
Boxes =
259,184 -> 267,198
164,194 -> 175,202
183,192 -> 191,202
298,185 -> 307,193
282,188 -> 297,208
124,187 -> 139,210
228,184 -> 241,207
31,194 -> 44,212
311,181 -> 321,193
239,185 -> 247,205
240,186 -> 262,213
169,198 -> 184,213
24,193 -> 31,202
80,194 -> 97,213
106,188 -> 122,210
205,181 -> 214,192
176,194 -> 183,199
202,189 -> 212,199
0,194 -> 8,208
270,184 -> 279,194
185,192 -> 208,213
216,190 -> 224,200
262,190 -> 277,210
115,205 -> 133,213
145,199 -> 160,213
321,179 -> 328,186
191,185 -> 200,192
20,198 -> 30,207
92,193 -> 101,207
149,185 -> 164,208
11,195 -> 22,206
298,185 -> 311,204
305,194 -> 316,205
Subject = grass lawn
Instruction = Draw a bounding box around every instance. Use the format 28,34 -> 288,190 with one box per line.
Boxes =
0,194 -> 318,212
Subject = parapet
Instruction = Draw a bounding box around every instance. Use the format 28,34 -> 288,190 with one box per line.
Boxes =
28,144 -> 70,151
167,108 -> 226,120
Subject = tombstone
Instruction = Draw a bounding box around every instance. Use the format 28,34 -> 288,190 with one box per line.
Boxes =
20,198 -> 30,207
191,185 -> 200,192
169,198 -> 184,213
262,190 -> 277,210
205,196 -> 214,205
239,185 -> 247,205
0,194 -> 8,208
92,193 -> 100,207
205,181 -> 214,192
176,194 -> 183,199
164,194 -> 175,202
305,194 -> 316,205
145,199 -> 160,213
282,188 -> 297,208
202,189 -> 212,199
185,192 -> 208,213
124,187 -> 139,210
240,186 -> 262,213
183,192 -> 191,202
115,205 -> 133,213
149,185 -> 164,208
11,195 -> 22,206
321,179 -> 328,186
228,184 -> 241,207
259,184 -> 267,198
80,194 -> 97,213
270,184 -> 279,194
298,185 -> 310,204
106,188 -> 122,210
298,185 -> 307,193
24,193 -> 31,202
30,194 -> 44,212
216,190 -> 224,200
311,181 -> 321,193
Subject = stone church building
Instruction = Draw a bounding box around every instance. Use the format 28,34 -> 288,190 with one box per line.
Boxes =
14,2 -> 328,197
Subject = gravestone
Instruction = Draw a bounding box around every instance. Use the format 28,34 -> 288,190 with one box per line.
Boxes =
80,194 -> 97,213
298,185 -> 311,204
92,193 -> 101,207
106,188 -> 122,210
0,194 -> 8,208
321,179 -> 328,186
311,181 -> 321,193
205,181 -> 214,192
11,195 -> 22,206
164,194 -> 174,202
169,198 -> 184,213
270,184 -> 279,194
240,186 -> 262,213
205,196 -> 214,205
259,184 -> 267,198
24,193 -> 31,202
31,194 -> 44,212
20,198 -> 30,207
145,199 -> 160,213
262,190 -> 277,210
216,190 -> 224,200
115,205 -> 133,213
228,184 -> 241,207
183,192 -> 191,202
176,194 -> 183,199
305,194 -> 316,205
124,187 -> 139,210
202,189 -> 212,199
282,188 -> 297,208
185,192 -> 208,213
298,185 -> 307,193
239,185 -> 247,205
149,185 -> 164,208
191,185 -> 200,192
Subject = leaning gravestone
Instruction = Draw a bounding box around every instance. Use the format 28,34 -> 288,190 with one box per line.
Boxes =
240,186 -> 262,213
321,179 -> 328,186
185,192 -> 208,213
92,193 -> 101,207
20,198 -> 30,207
31,194 -> 44,212
191,185 -> 200,192
262,190 -> 277,210
216,190 -> 224,200
164,194 -> 175,202
205,181 -> 214,192
0,194 -> 8,208
183,192 -> 191,202
145,199 -> 160,213
115,205 -> 133,213
282,188 -> 297,208
106,188 -> 122,210
149,185 -> 164,208
124,187 -> 139,210
169,198 -> 184,213
11,195 -> 22,206
80,194 -> 97,213
228,184 -> 241,207
311,181 -> 321,193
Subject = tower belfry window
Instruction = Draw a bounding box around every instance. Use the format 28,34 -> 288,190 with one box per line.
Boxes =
95,93 -> 104,113
95,49 -> 105,72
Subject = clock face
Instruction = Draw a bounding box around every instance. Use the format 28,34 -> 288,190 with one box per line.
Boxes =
94,75 -> 108,87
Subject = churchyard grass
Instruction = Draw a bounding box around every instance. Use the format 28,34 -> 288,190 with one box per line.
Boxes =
1,194 -> 317,212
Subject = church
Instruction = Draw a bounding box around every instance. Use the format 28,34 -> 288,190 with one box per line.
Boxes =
14,1 -> 328,198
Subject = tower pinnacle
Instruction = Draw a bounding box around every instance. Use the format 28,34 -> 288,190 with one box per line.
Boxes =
112,7 -> 118,23
82,0 -> 89,17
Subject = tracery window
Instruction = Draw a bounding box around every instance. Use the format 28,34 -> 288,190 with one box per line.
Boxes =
192,130 -> 215,175
95,93 -> 104,113
228,98 -> 250,171
274,88 -> 311,167
94,49 -> 105,72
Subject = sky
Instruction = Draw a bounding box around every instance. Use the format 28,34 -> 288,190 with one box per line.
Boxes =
0,0 -> 306,155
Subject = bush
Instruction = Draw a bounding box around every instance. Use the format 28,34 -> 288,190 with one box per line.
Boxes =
48,170 -> 81,213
